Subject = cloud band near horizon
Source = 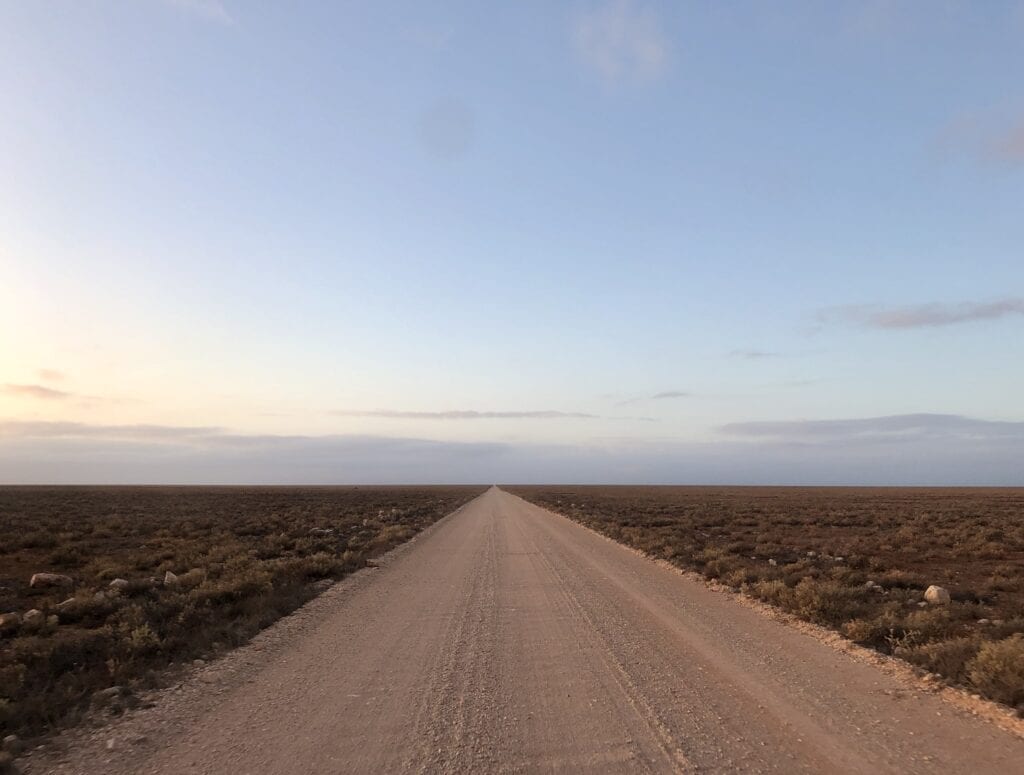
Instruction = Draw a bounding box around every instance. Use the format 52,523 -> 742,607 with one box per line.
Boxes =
2,414 -> 1022,486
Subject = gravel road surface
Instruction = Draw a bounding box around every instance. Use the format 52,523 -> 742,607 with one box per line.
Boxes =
26,487 -> 1023,774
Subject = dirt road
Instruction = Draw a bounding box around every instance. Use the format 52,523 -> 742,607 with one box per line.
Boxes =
30,487 -> 1023,774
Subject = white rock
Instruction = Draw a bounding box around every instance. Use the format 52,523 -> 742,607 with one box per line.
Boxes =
163,571 -> 179,588
924,585 -> 951,605
768,559 -> 778,567
22,609 -> 45,629
29,572 -> 73,589
2,734 -> 22,754
109,578 -> 130,591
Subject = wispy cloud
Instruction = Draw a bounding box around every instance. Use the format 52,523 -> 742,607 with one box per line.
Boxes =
0,420 -> 221,440
333,409 -> 597,420
936,111 -> 1024,167
650,390 -> 690,400
990,119 -> 1024,162
729,349 -> 780,359
37,369 -> 65,382
720,413 -> 1024,443
617,390 -> 691,406
572,0 -> 668,83
820,298 -> 1024,329
163,0 -> 233,25
2,384 -> 72,400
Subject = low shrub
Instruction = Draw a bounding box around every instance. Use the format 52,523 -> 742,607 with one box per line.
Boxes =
967,635 -> 1024,707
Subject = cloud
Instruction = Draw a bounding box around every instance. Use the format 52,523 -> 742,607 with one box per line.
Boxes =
617,390 -> 690,406
720,413 -> 1024,443
0,420 -> 221,440
990,120 -> 1024,162
37,369 -> 65,382
163,0 -> 233,24
572,1 -> 668,83
2,384 -> 72,400
820,298 -> 1024,329
333,409 -> 597,420
2,417 -> 1022,485
937,111 -> 1024,167
650,390 -> 690,400
729,349 -> 780,359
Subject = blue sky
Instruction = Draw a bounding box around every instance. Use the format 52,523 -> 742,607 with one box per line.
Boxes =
1,0 -> 1023,484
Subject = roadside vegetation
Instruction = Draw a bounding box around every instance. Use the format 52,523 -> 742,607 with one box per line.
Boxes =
509,486 -> 1024,714
0,486 -> 483,741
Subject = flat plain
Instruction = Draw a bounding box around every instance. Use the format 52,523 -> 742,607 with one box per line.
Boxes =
0,485 -> 484,740
508,485 -> 1024,712
15,487 -> 1024,775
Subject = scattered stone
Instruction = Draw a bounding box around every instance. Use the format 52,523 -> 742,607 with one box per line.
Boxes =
193,658 -> 206,667
93,591 -> 108,602
46,614 -> 59,628
94,685 -> 132,703
106,738 -> 116,752
1,735 -> 22,755
94,686 -> 136,716
917,601 -> 928,608
163,571 -> 179,588
864,580 -> 877,589
806,551 -> 817,558
309,527 -> 334,536
0,613 -> 21,635
55,598 -> 76,610
977,618 -> 990,626
768,559 -> 778,567
22,609 -> 45,630
109,578 -> 130,592
29,572 -> 73,589
924,585 -> 951,605
834,557 -> 845,563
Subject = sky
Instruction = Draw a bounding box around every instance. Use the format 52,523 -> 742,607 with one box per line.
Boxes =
1,0 -> 1023,485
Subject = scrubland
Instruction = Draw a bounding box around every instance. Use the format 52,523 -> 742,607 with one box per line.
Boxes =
509,486 -> 1024,713
0,486 -> 483,740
